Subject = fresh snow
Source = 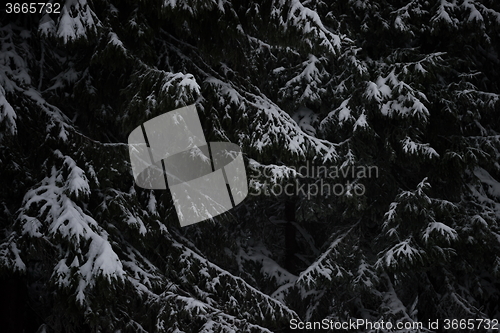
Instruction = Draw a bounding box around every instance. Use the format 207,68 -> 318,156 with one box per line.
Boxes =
56,0 -> 100,42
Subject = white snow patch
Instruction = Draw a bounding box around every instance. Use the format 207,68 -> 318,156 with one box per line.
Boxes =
0,85 -> 17,136
474,167 -> 500,198
56,0 -> 100,42
401,137 -> 439,159
353,112 -> 368,132
422,222 -> 458,244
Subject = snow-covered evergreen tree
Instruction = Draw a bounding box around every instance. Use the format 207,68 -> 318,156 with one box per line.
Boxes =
1,0 -> 499,332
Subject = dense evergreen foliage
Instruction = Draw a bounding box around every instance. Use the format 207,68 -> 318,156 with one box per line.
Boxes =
1,0 -> 499,332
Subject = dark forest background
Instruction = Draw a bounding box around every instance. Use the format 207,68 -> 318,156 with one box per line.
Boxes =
1,0 -> 500,332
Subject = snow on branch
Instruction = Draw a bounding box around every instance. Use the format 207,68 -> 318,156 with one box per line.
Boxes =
0,25 -> 32,92
162,0 -> 228,15
380,73 -> 430,122
473,167 -> 500,199
124,67 -> 201,124
422,221 -> 458,244
169,237 -> 299,323
272,0 -> 342,53
431,0 -> 459,28
279,54 -> 327,105
0,233 -> 26,272
297,225 -> 357,288
401,136 -> 439,160
392,0 -> 428,32
56,0 -> 101,42
18,158 -> 125,305
0,85 -> 16,137
376,237 -> 425,270
206,77 -> 339,162
319,98 -> 353,131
